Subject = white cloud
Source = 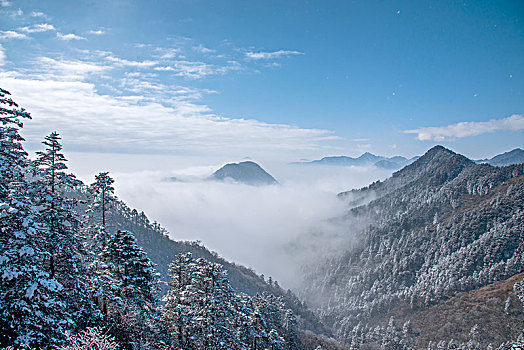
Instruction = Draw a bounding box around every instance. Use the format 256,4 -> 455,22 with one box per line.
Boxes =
105,55 -> 158,68
352,138 -> 370,142
246,49 -> 305,60
30,11 -> 47,18
19,23 -> 55,33
0,44 -> 6,66
193,44 -> 214,53
154,48 -> 180,59
404,114 -> 524,141
87,29 -> 105,35
109,163 -> 392,288
1,74 -> 336,157
25,57 -> 111,81
56,32 -> 86,41
0,0 -> 11,7
0,30 -> 28,40
155,60 -> 241,79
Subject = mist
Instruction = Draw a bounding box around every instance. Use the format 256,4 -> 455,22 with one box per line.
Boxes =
99,159 -> 392,289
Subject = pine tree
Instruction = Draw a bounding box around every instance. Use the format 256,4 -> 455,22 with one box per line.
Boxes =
162,253 -> 244,349
32,132 -> 100,333
0,88 -> 67,347
161,253 -> 299,349
99,230 -> 161,347
83,172 -> 116,318
85,172 -> 115,240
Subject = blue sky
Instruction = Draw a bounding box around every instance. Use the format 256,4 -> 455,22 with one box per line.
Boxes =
1,0 -> 523,162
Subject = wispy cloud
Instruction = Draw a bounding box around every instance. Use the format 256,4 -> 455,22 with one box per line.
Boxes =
30,11 -> 46,18
352,138 -> 370,142
404,114 -> 524,141
25,57 -> 111,81
155,60 -> 241,79
246,49 -> 304,60
19,23 -> 55,33
56,32 -> 86,41
154,47 -> 180,59
105,55 -> 158,68
0,0 -> 11,7
193,44 -> 214,53
2,74 -> 336,156
0,30 -> 28,40
87,29 -> 105,35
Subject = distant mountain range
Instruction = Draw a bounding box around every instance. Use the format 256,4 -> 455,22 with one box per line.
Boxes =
476,148 -> 524,166
295,148 -> 524,171
208,161 -> 278,186
295,152 -> 419,170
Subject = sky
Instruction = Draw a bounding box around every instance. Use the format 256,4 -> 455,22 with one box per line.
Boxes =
0,0 -> 522,167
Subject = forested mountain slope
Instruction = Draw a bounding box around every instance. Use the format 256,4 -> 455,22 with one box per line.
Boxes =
302,146 -> 524,348
95,195 -> 330,337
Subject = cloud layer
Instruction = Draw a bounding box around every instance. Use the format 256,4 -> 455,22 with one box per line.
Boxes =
112,163 -> 393,288
404,114 -> 524,141
2,73 -> 336,157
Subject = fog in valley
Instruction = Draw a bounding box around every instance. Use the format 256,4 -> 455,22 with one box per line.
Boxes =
93,159 -> 396,289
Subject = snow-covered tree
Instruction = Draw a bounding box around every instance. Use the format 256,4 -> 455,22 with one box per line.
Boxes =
99,230 -> 161,347
32,132 -> 100,333
83,172 -> 117,317
0,88 -> 68,347
56,327 -> 120,350
162,253 -> 243,349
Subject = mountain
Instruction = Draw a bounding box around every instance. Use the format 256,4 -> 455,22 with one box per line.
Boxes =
477,148 -> 524,167
301,145 -> 524,348
208,161 -> 278,185
297,152 -> 417,170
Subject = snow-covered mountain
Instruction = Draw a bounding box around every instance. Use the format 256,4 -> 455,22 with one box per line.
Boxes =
208,161 -> 278,185
301,145 -> 524,348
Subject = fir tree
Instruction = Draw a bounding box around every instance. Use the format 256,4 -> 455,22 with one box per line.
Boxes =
32,131 -> 100,333
99,230 -> 161,347
83,172 -> 116,318
0,88 -> 67,347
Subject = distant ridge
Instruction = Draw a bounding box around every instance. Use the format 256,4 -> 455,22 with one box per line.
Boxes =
477,148 -> 524,167
295,152 -> 418,170
208,161 -> 278,186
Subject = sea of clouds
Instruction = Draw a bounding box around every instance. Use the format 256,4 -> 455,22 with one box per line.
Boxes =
68,154 -> 393,289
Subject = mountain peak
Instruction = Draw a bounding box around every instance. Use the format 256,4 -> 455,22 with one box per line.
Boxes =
425,144 -> 453,155
392,145 -> 474,181
209,161 -> 278,186
358,152 -> 380,160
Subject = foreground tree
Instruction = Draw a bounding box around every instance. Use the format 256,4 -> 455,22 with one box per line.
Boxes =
100,230 -> 162,347
0,88 -> 67,347
32,132 -> 100,332
161,253 -> 298,350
